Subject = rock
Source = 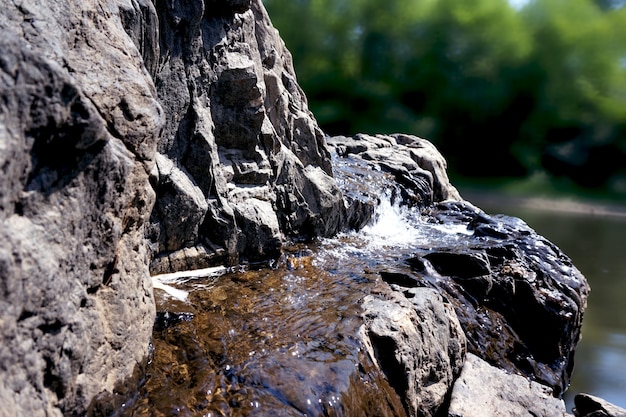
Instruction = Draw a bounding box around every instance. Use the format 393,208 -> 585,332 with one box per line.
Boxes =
574,393 -> 626,417
448,353 -> 571,417
149,0 -> 349,269
410,201 -> 589,396
331,144 -> 589,396
0,1 -> 162,415
361,286 -> 466,417
328,133 -> 462,206
151,153 -> 209,252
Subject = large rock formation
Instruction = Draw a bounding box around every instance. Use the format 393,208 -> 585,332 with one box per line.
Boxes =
0,1 -> 162,415
0,0 -> 602,416
326,133 -> 590,415
147,0 -> 347,272
0,0 -> 352,415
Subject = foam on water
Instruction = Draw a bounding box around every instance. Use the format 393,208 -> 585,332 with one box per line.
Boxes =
359,194 -> 425,249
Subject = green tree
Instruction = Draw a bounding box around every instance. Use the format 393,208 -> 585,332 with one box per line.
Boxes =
263,0 -> 626,188
521,0 -> 626,185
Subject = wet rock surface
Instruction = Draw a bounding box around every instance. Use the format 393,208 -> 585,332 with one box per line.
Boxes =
417,201 -> 588,396
327,133 -> 461,207
330,134 -> 589,396
135,133 -> 590,416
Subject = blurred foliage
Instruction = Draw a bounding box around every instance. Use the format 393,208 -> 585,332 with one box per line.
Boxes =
263,0 -> 626,193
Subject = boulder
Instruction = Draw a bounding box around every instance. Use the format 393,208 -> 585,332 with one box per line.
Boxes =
0,1 -> 359,413
419,201 -> 589,396
361,287 -> 466,417
574,394 -> 626,417
0,0 -> 162,415
327,133 -> 462,206
448,353 -> 570,417
330,135 -> 590,396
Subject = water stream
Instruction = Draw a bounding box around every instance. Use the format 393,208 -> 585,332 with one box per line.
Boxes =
124,195 -> 478,416
118,166 -> 611,415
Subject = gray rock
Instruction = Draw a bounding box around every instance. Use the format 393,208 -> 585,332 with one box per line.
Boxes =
0,0 -> 162,415
361,286 -> 466,417
149,0 -> 348,268
574,393 -> 626,417
448,353 -> 571,417
328,133 -> 462,206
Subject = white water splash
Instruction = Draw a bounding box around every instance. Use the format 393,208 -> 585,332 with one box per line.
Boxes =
359,195 -> 425,249
151,279 -> 189,302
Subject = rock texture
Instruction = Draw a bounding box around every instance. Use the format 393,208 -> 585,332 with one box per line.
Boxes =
328,133 -> 462,207
148,0 -> 347,272
361,287 -> 466,417
0,1 -> 162,415
448,353 -> 570,417
330,133 -> 590,397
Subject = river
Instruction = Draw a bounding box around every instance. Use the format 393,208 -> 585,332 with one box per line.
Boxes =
461,190 -> 626,410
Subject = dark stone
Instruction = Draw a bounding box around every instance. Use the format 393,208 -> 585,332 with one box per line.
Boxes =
206,0 -> 253,15
423,251 -> 491,278
421,205 -> 588,396
574,393 -> 626,417
154,311 -> 194,332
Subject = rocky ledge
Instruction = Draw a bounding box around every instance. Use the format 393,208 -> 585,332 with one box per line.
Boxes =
329,134 -> 594,416
0,0 -> 623,416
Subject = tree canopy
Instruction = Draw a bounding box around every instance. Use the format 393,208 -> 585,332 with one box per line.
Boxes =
263,0 -> 626,191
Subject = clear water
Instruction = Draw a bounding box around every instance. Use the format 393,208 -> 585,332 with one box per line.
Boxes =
136,196 -> 479,416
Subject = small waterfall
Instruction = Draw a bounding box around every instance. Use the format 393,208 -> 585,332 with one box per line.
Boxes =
359,190 -> 425,249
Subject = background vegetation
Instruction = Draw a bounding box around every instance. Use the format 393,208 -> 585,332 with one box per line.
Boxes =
263,0 -> 626,199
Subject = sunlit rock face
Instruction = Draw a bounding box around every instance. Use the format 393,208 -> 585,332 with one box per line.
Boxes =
148,0 -> 347,272
0,1 -> 162,415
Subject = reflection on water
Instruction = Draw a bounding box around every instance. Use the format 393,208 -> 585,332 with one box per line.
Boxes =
464,193 -> 626,409
135,255 -> 386,416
